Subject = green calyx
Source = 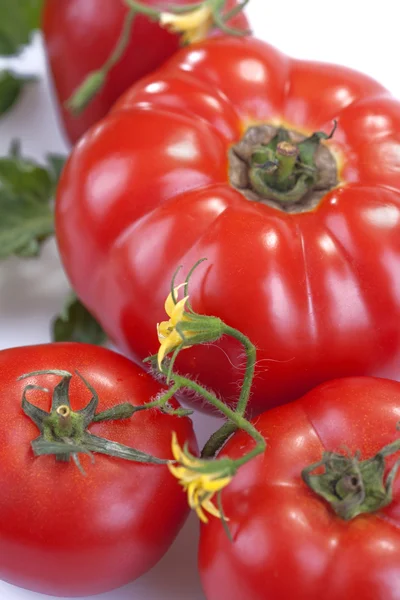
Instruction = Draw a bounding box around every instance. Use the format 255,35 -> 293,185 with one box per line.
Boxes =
302,430 -> 400,520
20,369 -> 168,473
177,314 -> 223,346
249,122 -> 337,204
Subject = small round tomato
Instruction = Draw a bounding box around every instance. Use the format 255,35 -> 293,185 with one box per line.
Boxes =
42,0 -> 248,143
200,377 -> 400,600
0,343 -> 196,597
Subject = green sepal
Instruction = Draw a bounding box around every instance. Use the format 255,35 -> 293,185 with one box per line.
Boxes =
20,370 -> 169,470
251,147 -> 276,168
84,433 -> 168,465
245,122 -> 337,203
32,438 -> 91,459
217,491 -> 232,542
302,435 -> 400,521
297,120 -> 337,166
21,384 -> 50,429
249,168 -> 310,203
49,372 -> 74,412
32,433 -> 168,467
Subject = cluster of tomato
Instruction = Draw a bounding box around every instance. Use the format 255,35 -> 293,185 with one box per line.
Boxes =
2,1 -> 400,598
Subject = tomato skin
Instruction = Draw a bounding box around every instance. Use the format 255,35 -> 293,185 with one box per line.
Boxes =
199,377 -> 400,600
42,0 -> 248,143
56,36 -> 400,416
0,343 -> 196,597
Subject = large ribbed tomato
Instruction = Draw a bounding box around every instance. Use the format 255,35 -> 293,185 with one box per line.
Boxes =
56,36 -> 400,416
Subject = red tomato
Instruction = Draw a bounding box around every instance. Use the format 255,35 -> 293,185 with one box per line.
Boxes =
56,36 -> 400,416
42,0 -> 248,143
200,377 -> 400,600
0,343 -> 196,597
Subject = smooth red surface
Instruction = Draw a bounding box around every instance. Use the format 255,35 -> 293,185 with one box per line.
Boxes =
200,377 -> 400,600
0,343 -> 196,597
56,36 -> 400,416
42,0 -> 248,143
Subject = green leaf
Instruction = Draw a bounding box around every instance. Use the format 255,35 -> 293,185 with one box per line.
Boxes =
0,144 -> 64,258
84,433 -> 169,465
0,0 -> 44,56
0,69 -> 36,116
0,155 -> 53,200
52,293 -> 108,345
46,154 -> 66,183
0,188 -> 53,258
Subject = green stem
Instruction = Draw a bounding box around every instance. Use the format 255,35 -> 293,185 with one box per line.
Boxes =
170,372 -> 266,466
222,0 -> 250,21
66,8 -> 136,114
157,1 -> 204,13
135,383 -> 181,411
124,0 -> 160,18
68,0 -> 250,115
92,403 -> 138,422
201,421 -> 237,458
200,324 -> 255,458
103,8 -> 137,72
274,142 -> 298,188
222,324 -> 256,416
212,2 -> 250,35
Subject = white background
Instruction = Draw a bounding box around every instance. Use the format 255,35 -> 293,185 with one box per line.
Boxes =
0,1 -> 399,598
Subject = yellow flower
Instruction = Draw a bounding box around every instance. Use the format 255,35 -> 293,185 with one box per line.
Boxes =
156,277 -> 223,370
157,284 -> 194,368
168,432 -> 233,523
160,5 -> 214,45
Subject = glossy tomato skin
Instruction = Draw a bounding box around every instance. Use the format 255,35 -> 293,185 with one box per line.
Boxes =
42,0 -> 248,143
56,36 -> 400,416
200,377 -> 400,600
0,343 -> 196,597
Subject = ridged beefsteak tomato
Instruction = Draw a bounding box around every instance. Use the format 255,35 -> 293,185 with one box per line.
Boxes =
56,36 -> 400,415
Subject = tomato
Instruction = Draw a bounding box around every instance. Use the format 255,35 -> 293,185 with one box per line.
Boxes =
199,377 -> 400,600
0,343 -> 196,597
42,0 -> 248,143
56,35 -> 400,416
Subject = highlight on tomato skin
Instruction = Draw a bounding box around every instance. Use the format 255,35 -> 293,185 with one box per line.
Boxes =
0,342 -> 197,597
199,376 -> 400,600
